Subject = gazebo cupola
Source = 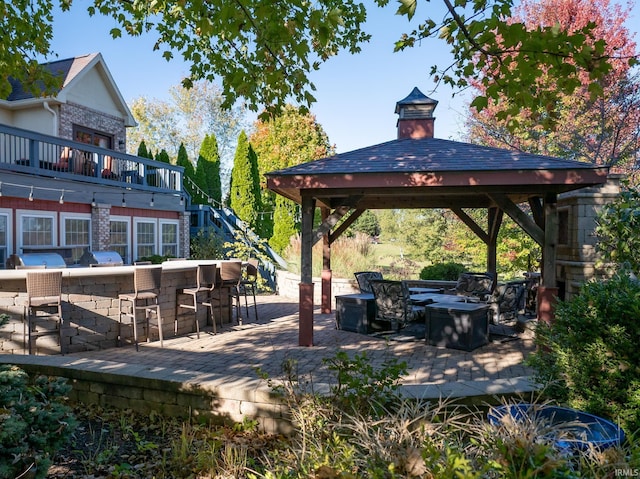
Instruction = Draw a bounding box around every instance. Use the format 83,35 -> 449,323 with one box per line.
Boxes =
395,87 -> 438,139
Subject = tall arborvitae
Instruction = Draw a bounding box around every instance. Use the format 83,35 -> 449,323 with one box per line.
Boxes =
137,140 -> 154,159
155,149 -> 171,164
200,134 -> 222,205
229,131 -> 261,232
176,142 -> 196,200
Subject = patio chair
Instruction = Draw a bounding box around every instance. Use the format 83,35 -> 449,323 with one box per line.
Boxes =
217,261 -> 243,325
118,265 -> 164,350
354,271 -> 383,294
175,263 -> 219,337
24,271 -> 64,355
450,272 -> 495,302
239,258 -> 259,322
489,281 -> 526,324
369,279 -> 425,332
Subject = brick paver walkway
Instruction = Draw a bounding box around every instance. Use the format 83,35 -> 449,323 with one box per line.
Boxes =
53,294 -> 537,396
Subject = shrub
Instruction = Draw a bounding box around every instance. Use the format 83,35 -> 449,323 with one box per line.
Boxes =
527,271 -> 640,434
419,262 -> 466,280
0,365 -> 76,479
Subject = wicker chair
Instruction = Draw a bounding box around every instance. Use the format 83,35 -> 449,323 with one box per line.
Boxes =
24,271 -> 64,354
369,279 -> 425,332
175,263 -> 218,337
354,271 -> 384,294
118,266 -> 164,350
451,272 -> 495,301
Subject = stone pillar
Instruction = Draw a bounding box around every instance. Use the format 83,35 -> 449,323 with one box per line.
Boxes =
179,211 -> 190,259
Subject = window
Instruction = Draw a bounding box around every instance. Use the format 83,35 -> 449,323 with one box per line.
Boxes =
62,215 -> 91,264
160,221 -> 179,257
135,220 -> 156,260
73,126 -> 112,149
20,213 -> 55,247
0,210 -> 11,269
110,218 -> 130,264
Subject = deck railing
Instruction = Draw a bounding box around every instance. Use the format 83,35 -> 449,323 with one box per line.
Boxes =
0,123 -> 183,193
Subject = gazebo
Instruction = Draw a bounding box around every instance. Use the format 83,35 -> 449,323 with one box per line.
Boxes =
266,88 -> 610,346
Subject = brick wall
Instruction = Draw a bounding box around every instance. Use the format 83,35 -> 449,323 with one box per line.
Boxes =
59,103 -> 126,152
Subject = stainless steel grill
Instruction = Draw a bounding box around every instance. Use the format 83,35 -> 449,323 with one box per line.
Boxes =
7,253 -> 67,269
79,250 -> 124,267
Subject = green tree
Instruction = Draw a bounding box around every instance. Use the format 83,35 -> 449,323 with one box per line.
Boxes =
126,82 -> 246,187
137,140 -> 153,159
155,149 -> 171,164
176,142 -> 196,200
250,104 -> 333,242
351,210 -> 380,238
199,134 -> 223,205
270,195 -> 299,255
5,1 -> 631,129
229,131 -> 261,232
595,184 -> 640,274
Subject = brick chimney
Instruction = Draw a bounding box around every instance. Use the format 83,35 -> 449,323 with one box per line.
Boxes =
395,87 -> 438,139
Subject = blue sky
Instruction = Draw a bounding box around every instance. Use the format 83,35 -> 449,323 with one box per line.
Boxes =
48,2 -> 639,154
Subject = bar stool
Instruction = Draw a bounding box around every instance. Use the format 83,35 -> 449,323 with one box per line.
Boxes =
218,261 -> 242,324
239,258 -> 259,322
175,263 -> 218,336
24,271 -> 64,355
118,265 -> 163,350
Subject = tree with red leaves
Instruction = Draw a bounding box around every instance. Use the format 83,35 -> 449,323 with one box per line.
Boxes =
467,0 -> 640,170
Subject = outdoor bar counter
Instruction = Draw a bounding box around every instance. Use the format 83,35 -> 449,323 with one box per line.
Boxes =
0,260 -> 237,355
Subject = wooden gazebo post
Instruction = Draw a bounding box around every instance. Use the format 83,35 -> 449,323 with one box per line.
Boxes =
299,195 -> 315,346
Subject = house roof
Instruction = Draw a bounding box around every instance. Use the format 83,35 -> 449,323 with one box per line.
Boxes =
265,137 -> 610,210
6,53 -> 136,127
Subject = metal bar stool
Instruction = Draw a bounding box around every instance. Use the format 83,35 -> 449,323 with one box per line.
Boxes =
240,258 -> 259,322
218,261 -> 242,325
118,265 -> 163,350
175,263 -> 219,337
24,271 -> 64,355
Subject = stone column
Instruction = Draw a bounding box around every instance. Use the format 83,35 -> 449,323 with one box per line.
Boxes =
91,203 -> 112,252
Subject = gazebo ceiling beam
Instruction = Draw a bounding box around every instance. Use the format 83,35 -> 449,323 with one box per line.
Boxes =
311,196 -> 362,246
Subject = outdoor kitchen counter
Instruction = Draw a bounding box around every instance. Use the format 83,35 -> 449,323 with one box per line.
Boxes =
0,260 -> 238,355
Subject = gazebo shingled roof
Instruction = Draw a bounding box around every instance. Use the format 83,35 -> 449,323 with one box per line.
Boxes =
265,87 -> 610,346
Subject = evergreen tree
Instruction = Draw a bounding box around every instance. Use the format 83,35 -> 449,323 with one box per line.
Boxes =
199,134 -> 222,205
155,149 -> 171,164
270,195 -> 298,254
229,131 -> 261,232
250,105 -> 333,246
137,140 -> 153,159
176,142 -> 196,201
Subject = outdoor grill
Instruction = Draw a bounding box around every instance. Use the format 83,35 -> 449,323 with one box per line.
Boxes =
79,250 -> 124,267
7,252 -> 67,269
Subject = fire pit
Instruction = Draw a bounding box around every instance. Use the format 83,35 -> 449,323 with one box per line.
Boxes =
488,403 -> 626,452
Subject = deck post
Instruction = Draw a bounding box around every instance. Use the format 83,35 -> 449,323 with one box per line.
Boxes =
539,193 -> 559,324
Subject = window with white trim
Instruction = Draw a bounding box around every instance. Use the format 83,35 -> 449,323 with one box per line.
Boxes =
109,217 -> 130,264
160,221 -> 179,257
0,209 -> 11,269
61,214 -> 91,264
135,220 -> 156,260
20,212 -> 55,248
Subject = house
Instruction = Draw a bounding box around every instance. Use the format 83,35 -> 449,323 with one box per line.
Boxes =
0,53 -> 189,266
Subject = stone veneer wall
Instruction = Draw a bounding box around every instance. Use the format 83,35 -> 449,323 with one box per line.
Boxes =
276,270 -> 359,308
0,267 -> 230,355
556,176 -> 621,301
